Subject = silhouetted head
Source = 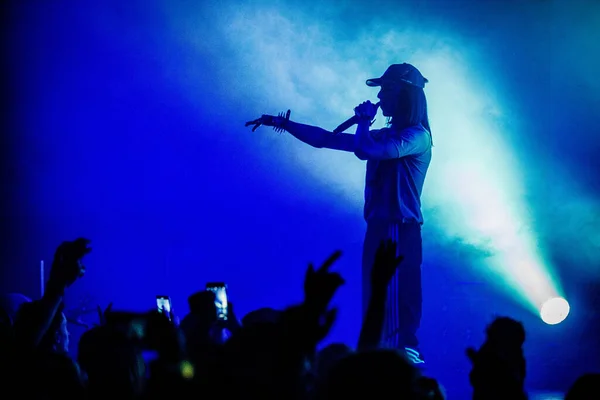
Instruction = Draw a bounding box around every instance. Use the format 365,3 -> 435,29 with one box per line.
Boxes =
242,307 -> 282,327
367,63 -> 431,134
314,343 -> 353,381
188,290 -> 217,318
565,373 -> 600,400
1,293 -> 32,324
321,348 -> 420,399
485,316 -> 526,347
14,300 -> 69,354
78,325 -> 145,399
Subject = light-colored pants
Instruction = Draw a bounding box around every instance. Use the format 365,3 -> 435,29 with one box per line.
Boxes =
362,220 -> 423,348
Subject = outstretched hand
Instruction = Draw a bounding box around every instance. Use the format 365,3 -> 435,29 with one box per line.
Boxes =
245,109 -> 291,132
371,239 -> 404,289
304,250 -> 345,313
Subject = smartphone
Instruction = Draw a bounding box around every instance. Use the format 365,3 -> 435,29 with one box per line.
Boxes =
206,282 -> 228,320
156,295 -> 172,319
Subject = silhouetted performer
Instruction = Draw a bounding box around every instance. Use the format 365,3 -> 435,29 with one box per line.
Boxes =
246,63 -> 432,364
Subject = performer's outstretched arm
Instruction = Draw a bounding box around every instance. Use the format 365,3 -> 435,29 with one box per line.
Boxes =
284,120 -> 355,151
245,112 -> 356,152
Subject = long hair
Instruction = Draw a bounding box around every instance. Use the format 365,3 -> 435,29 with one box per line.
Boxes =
387,84 -> 433,145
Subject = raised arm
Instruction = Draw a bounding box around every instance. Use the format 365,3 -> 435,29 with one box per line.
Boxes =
357,240 -> 403,351
284,120 -> 355,151
245,111 -> 356,152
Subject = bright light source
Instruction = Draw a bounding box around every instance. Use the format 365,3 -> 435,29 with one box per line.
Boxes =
540,297 -> 570,325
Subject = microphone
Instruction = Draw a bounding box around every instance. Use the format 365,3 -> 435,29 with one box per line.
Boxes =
333,101 -> 380,134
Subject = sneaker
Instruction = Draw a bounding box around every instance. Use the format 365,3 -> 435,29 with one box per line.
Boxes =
405,347 -> 425,365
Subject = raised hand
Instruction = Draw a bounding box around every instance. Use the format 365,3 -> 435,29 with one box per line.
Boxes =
96,302 -> 113,326
304,250 -> 345,312
49,238 -> 91,289
371,239 -> 404,289
245,109 -> 291,132
356,240 -> 403,350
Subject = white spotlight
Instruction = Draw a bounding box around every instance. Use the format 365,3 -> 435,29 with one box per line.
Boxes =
540,297 -> 570,325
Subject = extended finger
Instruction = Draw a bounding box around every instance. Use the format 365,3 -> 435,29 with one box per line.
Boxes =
305,263 -> 315,280
318,250 -> 342,272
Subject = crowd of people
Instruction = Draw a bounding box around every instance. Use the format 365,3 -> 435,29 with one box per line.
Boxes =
1,237 -> 598,399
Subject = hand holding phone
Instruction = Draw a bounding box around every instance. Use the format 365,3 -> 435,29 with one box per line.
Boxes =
156,295 -> 172,320
206,282 -> 228,320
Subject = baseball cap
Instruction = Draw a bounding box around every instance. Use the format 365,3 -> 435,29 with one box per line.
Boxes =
366,63 -> 428,89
